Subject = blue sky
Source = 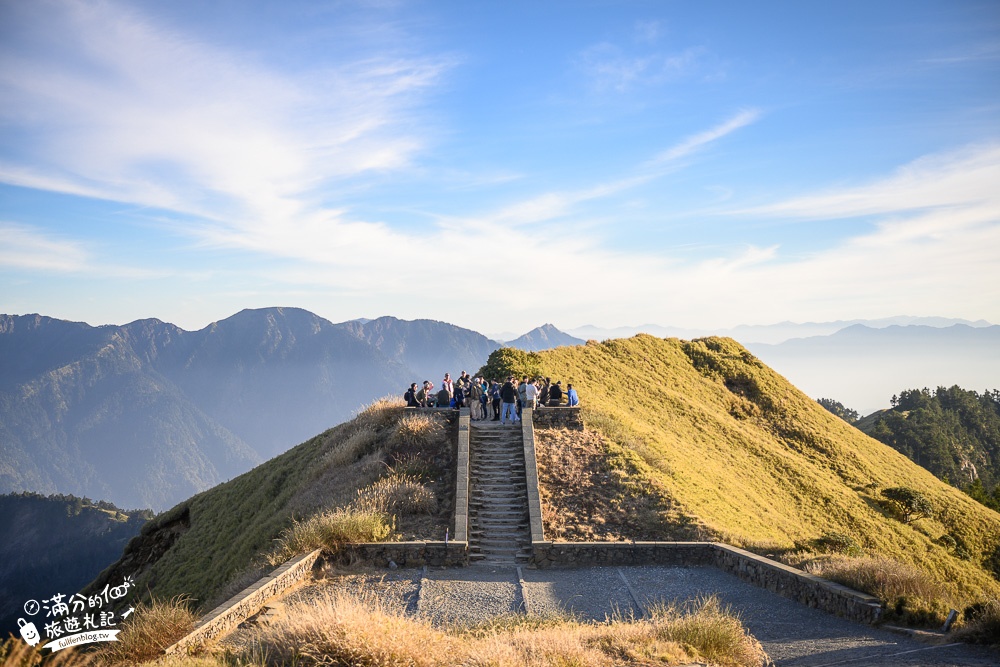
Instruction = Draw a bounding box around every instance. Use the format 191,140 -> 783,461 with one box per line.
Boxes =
1,0 -> 998,334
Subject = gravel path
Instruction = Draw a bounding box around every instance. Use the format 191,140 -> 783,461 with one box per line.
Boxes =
224,564 -> 997,666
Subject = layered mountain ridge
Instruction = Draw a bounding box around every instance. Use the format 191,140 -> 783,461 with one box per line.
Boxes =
0,308 -> 498,509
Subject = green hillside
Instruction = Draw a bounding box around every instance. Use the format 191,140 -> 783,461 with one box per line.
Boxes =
89,401 -> 454,610
856,386 -> 1000,506
0,493 -> 149,634
534,335 -> 1000,613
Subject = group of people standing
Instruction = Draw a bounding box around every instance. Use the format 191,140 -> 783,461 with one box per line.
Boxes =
403,372 -> 579,424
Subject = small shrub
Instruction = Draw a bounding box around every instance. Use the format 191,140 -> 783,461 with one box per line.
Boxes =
814,532 -> 863,557
880,486 -> 933,523
936,534 -> 957,551
986,544 -> 1000,581
98,596 -> 197,665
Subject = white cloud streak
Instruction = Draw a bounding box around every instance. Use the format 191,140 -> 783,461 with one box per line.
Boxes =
0,223 -> 90,272
0,0 -> 449,224
738,143 -> 1000,220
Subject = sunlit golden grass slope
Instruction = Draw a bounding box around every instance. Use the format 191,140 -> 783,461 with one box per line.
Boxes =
88,401 -> 453,611
537,335 -> 1000,605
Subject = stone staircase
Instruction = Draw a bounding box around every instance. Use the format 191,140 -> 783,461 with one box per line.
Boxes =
468,421 -> 532,565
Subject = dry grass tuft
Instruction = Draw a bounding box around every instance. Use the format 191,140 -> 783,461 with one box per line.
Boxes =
267,508 -> 394,565
953,598 -> 1000,645
251,590 -> 455,667
322,427 -> 380,469
353,397 -> 406,433
354,472 -> 437,516
391,413 -> 446,451
98,596 -> 197,665
240,590 -> 766,667
0,638 -> 96,667
645,596 -> 765,666
801,554 -> 956,625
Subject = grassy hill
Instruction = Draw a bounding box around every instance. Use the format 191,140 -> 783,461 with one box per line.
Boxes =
88,401 -> 455,610
533,335 -> 1000,619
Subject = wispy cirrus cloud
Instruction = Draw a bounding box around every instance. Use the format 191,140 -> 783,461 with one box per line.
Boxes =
0,223 -> 90,272
481,110 -> 762,228
737,143 -> 1000,220
577,42 -> 709,93
0,0 -> 450,226
649,109 -> 761,165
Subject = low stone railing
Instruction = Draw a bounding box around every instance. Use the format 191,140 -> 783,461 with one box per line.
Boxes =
532,406 -> 583,430
164,548 -> 323,653
529,540 -> 883,624
324,541 -> 468,568
454,408 -> 470,543
520,408 -> 545,543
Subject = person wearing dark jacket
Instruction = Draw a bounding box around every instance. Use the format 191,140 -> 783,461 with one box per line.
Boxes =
548,380 -> 563,406
539,378 -> 551,407
490,381 -> 502,420
500,377 -> 519,425
404,383 -> 420,407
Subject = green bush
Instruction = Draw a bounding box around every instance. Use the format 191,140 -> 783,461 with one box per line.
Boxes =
881,486 -> 933,523
814,532 -> 863,556
477,348 -> 541,381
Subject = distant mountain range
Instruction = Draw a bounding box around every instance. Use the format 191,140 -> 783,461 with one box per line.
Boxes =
0,309 -> 498,509
746,324 -> 1000,415
566,316 -> 993,345
3,310 -> 996,509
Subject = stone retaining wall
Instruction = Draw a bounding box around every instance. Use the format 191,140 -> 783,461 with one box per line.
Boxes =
532,406 -> 583,430
164,549 -> 322,653
326,541 -> 469,568
521,408 -> 545,542
454,408 -> 470,543
531,541 -> 716,567
530,540 -> 882,624
712,544 -> 882,624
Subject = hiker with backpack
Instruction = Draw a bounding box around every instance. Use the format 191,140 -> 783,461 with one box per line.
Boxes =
404,383 -> 420,407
